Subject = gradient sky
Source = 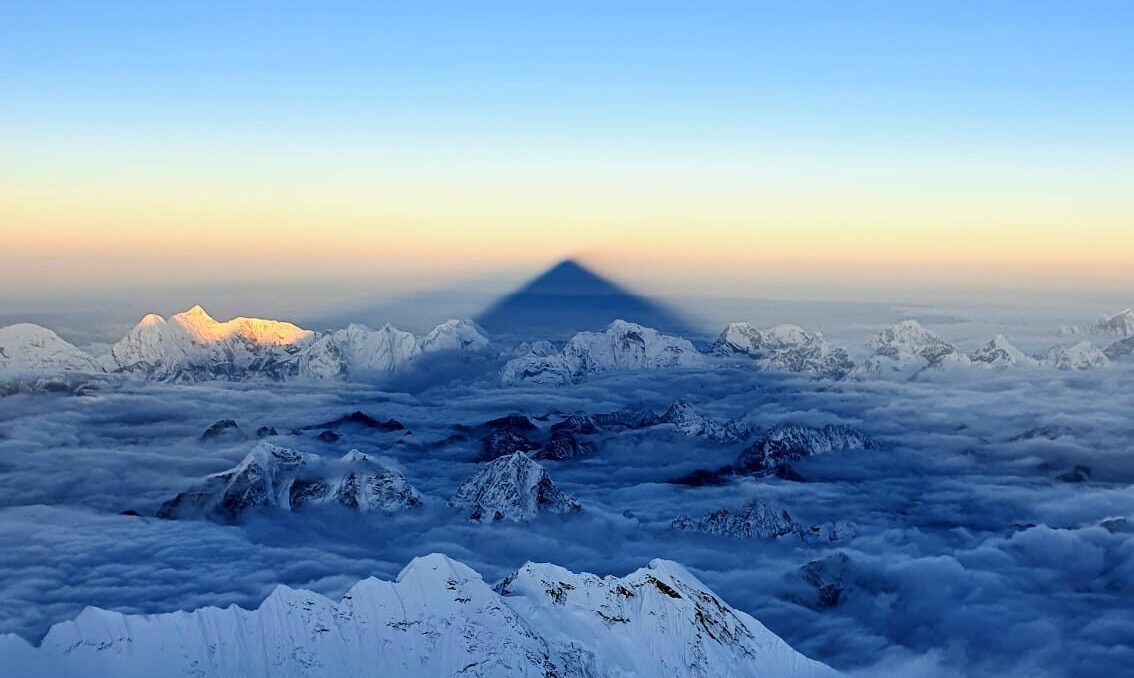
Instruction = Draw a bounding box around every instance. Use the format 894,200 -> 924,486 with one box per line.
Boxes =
3,1 -> 1133,307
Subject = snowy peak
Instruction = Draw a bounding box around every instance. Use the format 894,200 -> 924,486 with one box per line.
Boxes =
672,499 -> 855,544
714,322 -> 855,379
498,557 -> 839,678
108,305 -> 316,379
869,319 -> 960,365
299,322 -> 422,379
658,398 -> 748,442
1098,308 -> 1134,336
2,553 -> 837,678
502,319 -> 704,386
157,442 -> 422,521
672,499 -> 799,540
969,334 -> 1037,367
735,423 -> 876,476
420,318 -> 490,353
298,319 -> 488,380
1045,341 -> 1110,370
168,304 -> 313,346
104,307 -> 488,383
0,323 -> 100,373
450,452 -> 581,522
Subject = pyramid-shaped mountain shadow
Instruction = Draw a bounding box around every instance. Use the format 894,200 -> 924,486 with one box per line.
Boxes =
476,259 -> 698,340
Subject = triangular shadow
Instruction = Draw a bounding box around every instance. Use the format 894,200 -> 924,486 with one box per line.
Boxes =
475,259 -> 697,340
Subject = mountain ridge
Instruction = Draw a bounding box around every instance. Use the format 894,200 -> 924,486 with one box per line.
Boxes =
0,552 -> 839,678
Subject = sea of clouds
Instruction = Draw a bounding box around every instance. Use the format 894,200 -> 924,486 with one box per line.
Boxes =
1,306 -> 1132,677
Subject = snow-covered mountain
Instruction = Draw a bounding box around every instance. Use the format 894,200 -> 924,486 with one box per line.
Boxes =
105,306 -> 488,382
0,553 -> 837,678
157,443 -> 422,521
297,322 -> 423,379
1097,309 -> 1134,336
867,319 -> 966,368
857,322 -> 1115,374
656,398 -> 750,442
735,424 -> 877,477
0,323 -> 100,372
672,499 -> 855,544
672,499 -> 798,540
546,400 -> 749,444
502,320 -> 704,386
968,334 -> 1038,368
450,452 -> 581,521
1045,340 -> 1111,370
107,305 -> 316,380
714,323 -> 855,380
1105,336 -> 1134,360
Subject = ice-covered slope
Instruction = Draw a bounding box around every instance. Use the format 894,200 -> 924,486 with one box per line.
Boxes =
502,319 -> 704,385
157,443 -> 422,521
714,323 -> 855,379
0,324 -> 100,372
0,553 -> 838,678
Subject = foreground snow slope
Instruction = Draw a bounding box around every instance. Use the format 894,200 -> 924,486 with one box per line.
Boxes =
0,553 -> 837,678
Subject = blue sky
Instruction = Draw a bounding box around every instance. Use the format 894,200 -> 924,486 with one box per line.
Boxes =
6,1 -> 1131,141
2,1 -> 1132,304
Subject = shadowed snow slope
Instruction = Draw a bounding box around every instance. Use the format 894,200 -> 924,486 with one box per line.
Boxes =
502,319 -> 705,386
0,553 -> 837,678
476,259 -> 697,339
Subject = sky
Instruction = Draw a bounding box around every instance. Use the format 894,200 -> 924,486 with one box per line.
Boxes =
2,1 -> 1133,309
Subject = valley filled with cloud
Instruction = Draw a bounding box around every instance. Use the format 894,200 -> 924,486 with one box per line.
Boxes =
2,297 -> 1131,676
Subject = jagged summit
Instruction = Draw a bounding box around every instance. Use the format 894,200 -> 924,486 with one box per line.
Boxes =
0,553 -> 838,678
476,259 -> 696,339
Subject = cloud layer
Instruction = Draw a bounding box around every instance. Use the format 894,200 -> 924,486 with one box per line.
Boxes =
1,343 -> 1132,677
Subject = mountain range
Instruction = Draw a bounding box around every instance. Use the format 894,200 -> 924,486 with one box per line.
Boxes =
0,553 -> 838,678
1,262 -> 1132,389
